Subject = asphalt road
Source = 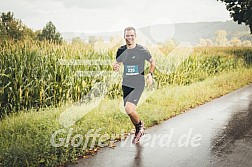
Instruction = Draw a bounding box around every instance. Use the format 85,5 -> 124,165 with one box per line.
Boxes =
69,84 -> 252,167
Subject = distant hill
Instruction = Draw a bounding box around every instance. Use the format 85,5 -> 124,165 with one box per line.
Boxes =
139,20 -> 252,45
61,20 -> 252,45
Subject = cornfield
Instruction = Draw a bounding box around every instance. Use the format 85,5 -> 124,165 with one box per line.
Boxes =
0,40 -> 252,117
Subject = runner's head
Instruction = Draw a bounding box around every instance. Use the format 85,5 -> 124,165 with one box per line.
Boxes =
124,27 -> 136,47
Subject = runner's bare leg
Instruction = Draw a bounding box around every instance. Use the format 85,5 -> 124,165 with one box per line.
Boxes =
125,102 -> 140,125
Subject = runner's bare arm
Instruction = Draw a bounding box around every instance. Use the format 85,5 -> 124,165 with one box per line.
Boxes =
146,58 -> 155,85
148,58 -> 155,75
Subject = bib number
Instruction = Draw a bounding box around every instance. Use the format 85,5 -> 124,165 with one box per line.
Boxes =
125,65 -> 139,75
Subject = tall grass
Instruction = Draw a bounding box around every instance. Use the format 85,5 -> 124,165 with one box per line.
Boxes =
1,40 -> 252,117
153,47 -> 251,87
0,40 -> 118,117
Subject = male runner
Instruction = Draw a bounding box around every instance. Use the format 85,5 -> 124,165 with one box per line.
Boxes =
113,27 -> 155,144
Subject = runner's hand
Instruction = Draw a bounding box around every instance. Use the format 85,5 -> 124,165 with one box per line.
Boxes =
146,73 -> 153,86
113,62 -> 120,72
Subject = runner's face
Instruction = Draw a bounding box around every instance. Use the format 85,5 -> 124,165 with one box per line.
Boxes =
124,30 -> 136,46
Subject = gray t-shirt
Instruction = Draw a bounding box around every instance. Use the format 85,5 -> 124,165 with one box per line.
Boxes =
116,44 -> 152,88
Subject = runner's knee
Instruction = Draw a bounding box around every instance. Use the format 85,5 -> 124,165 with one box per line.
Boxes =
125,102 -> 136,115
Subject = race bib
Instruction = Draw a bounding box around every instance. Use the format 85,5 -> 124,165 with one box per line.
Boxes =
125,65 -> 139,75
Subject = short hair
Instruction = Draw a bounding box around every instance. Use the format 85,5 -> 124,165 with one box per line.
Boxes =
124,27 -> 136,37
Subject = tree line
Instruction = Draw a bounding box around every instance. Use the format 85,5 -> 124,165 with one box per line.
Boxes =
0,11 -> 63,44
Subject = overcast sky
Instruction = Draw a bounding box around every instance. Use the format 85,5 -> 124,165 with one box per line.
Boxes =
0,0 -> 231,33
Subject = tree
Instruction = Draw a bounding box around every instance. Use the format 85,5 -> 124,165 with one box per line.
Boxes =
199,38 -> 214,47
218,0 -> 252,33
0,11 -> 22,40
230,37 -> 242,46
1,12 -> 24,41
72,37 -> 84,45
0,11 -> 36,42
215,30 -> 228,46
199,38 -> 207,47
38,21 -> 63,44
205,39 -> 214,47
88,36 -> 97,45
242,40 -> 252,46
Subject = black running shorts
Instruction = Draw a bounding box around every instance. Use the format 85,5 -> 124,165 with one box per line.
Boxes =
122,85 -> 144,106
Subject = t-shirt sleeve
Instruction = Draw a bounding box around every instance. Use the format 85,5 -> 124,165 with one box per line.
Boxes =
144,49 -> 152,61
116,49 -> 122,62
116,46 -> 126,62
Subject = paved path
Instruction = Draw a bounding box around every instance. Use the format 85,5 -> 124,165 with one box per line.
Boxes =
69,84 -> 252,167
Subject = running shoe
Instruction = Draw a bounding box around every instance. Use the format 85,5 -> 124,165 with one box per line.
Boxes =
132,121 -> 144,144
